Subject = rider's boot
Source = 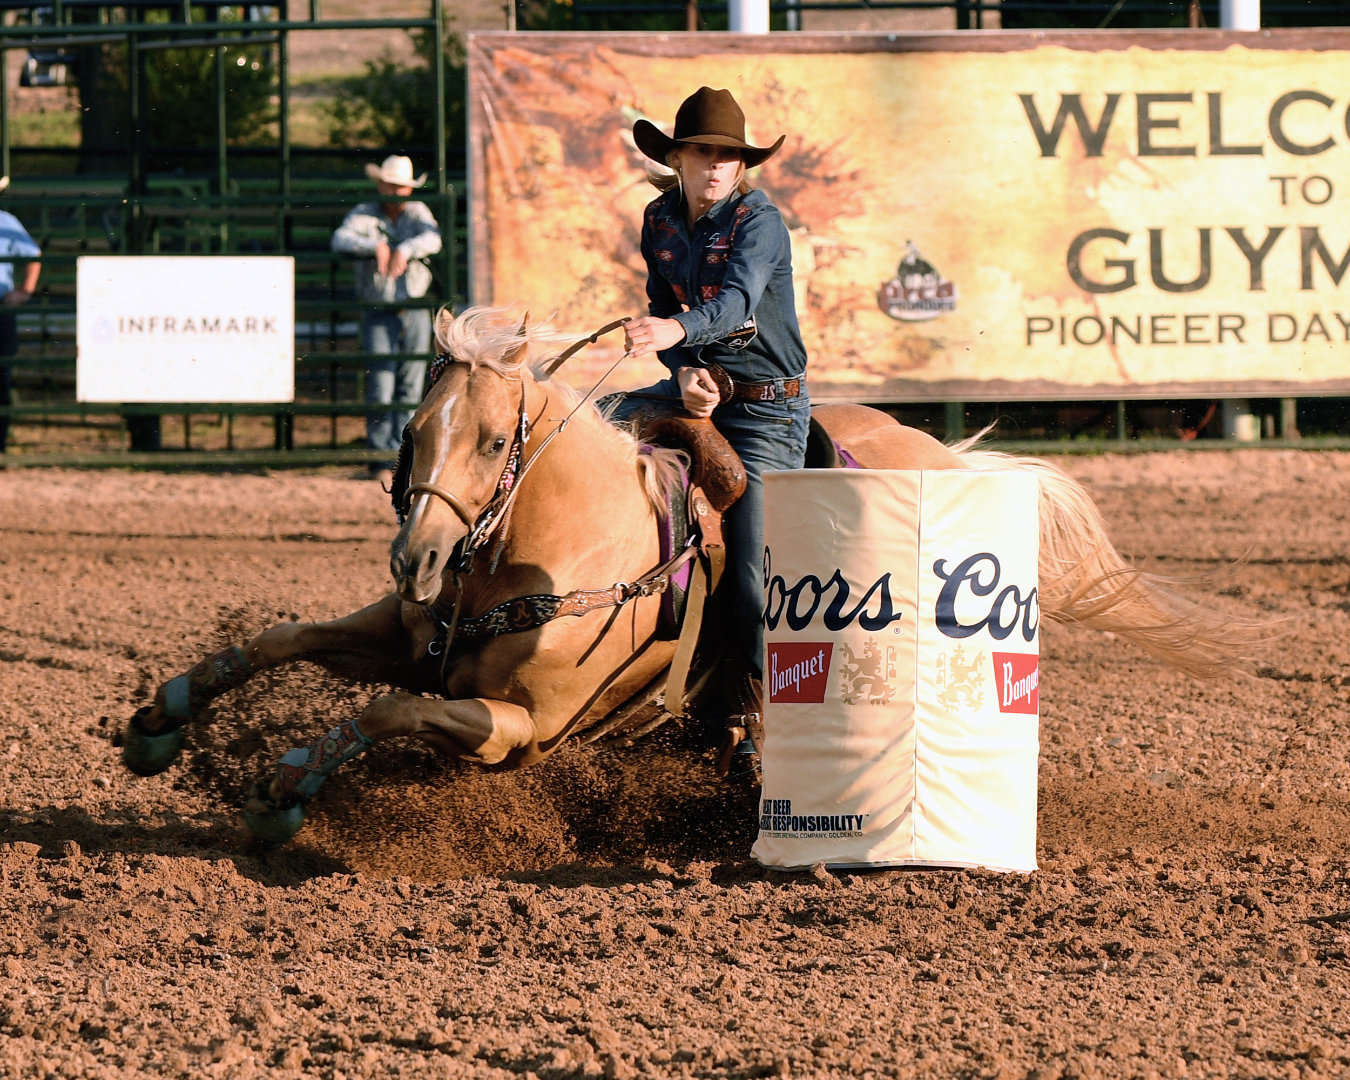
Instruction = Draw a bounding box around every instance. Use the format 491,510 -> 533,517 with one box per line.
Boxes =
717,672 -> 763,779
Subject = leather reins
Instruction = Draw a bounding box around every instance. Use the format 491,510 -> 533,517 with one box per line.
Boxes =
540,318 -> 628,378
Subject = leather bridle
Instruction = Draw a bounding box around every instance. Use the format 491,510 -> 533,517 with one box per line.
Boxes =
401,378 -> 532,575
401,481 -> 476,529
397,318 -> 639,663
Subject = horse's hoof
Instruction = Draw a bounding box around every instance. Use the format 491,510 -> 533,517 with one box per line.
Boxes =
121,708 -> 186,777
242,786 -> 307,846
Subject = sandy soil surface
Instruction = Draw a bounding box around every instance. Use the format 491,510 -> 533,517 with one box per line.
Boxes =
2,449 -> 1348,1079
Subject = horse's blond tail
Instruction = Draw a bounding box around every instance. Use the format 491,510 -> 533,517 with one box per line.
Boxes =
955,447 -> 1262,679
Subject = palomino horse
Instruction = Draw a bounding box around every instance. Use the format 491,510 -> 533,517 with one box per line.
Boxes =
121,307 -> 1250,842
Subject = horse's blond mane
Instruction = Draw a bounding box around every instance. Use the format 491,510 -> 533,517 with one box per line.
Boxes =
433,305 -> 574,376
434,305 -> 685,511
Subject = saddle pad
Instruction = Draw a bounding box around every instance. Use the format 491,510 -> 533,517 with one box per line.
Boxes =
648,448 -> 691,640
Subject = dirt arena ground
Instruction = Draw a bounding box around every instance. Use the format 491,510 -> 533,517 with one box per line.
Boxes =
2,449 -> 1348,1079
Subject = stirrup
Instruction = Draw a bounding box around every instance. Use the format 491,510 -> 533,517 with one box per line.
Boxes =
716,710 -> 762,777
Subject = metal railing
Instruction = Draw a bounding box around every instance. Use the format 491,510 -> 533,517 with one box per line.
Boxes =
1,186 -> 463,459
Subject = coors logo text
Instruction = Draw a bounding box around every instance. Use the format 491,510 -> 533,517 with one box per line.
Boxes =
762,549 -> 906,633
933,552 -> 1039,643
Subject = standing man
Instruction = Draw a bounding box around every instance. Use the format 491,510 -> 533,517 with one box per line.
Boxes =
332,155 -> 442,483
0,176 -> 41,455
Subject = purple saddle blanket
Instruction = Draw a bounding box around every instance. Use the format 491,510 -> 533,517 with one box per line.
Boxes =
836,442 -> 863,469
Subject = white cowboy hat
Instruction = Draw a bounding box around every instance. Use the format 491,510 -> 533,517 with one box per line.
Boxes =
364,154 -> 427,188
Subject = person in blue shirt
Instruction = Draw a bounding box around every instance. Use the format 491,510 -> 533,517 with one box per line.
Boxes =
0,180 -> 41,455
612,86 -> 810,722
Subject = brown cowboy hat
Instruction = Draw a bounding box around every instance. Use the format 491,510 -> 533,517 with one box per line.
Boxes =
633,87 -> 785,169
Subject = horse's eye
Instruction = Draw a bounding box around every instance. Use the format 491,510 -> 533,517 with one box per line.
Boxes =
488,437 -> 507,455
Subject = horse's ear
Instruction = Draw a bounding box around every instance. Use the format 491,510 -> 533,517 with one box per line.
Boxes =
504,311 -> 530,366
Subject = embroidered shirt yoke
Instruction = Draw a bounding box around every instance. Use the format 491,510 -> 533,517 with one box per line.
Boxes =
641,187 -> 807,383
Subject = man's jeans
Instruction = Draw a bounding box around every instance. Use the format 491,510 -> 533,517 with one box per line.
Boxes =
606,381 -> 809,680
363,308 -> 432,455
0,311 -> 17,453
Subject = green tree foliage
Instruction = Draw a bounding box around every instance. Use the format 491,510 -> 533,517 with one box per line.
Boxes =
324,19 -> 466,169
75,8 -> 274,155
141,37 -> 274,147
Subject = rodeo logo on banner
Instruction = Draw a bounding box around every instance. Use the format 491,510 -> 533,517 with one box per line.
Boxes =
876,241 -> 958,323
754,469 -> 1040,873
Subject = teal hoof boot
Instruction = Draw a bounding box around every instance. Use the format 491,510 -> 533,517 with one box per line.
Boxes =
243,784 -> 307,846
122,708 -> 186,776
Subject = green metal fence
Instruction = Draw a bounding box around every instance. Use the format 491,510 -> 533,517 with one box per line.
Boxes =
0,2 -> 462,464
1,184 -> 464,458
0,2 -> 1340,460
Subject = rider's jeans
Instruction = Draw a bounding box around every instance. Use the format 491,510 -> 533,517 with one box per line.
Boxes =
607,385 -> 810,681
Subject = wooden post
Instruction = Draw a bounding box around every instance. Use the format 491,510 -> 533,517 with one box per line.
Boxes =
1280,398 -> 1299,440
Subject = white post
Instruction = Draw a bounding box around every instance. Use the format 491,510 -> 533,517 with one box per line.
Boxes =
1219,2 -> 1259,437
1220,0 -> 1260,30
729,0 -> 770,33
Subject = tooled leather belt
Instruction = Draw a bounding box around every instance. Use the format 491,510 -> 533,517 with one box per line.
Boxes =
706,363 -> 803,404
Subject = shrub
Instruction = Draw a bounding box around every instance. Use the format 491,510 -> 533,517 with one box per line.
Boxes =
324,18 -> 466,169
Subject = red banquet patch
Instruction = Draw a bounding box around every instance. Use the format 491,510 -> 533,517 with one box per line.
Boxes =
767,642 -> 834,704
992,652 -> 1039,714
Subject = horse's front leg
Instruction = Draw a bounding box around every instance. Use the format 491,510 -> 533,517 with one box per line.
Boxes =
244,693 -> 535,844
122,594 -> 427,776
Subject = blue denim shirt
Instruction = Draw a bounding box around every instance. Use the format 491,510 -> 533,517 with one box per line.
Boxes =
642,187 -> 808,384
0,210 -> 40,295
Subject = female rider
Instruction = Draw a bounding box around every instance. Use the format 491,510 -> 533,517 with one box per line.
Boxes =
613,86 -> 810,720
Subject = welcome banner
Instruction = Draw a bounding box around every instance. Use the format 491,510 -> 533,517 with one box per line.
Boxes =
468,30 -> 1350,401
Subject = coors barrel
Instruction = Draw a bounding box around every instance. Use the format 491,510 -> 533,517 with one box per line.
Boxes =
752,470 -> 1040,872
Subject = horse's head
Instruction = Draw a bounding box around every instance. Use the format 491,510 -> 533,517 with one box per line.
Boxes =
389,310 -> 535,604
